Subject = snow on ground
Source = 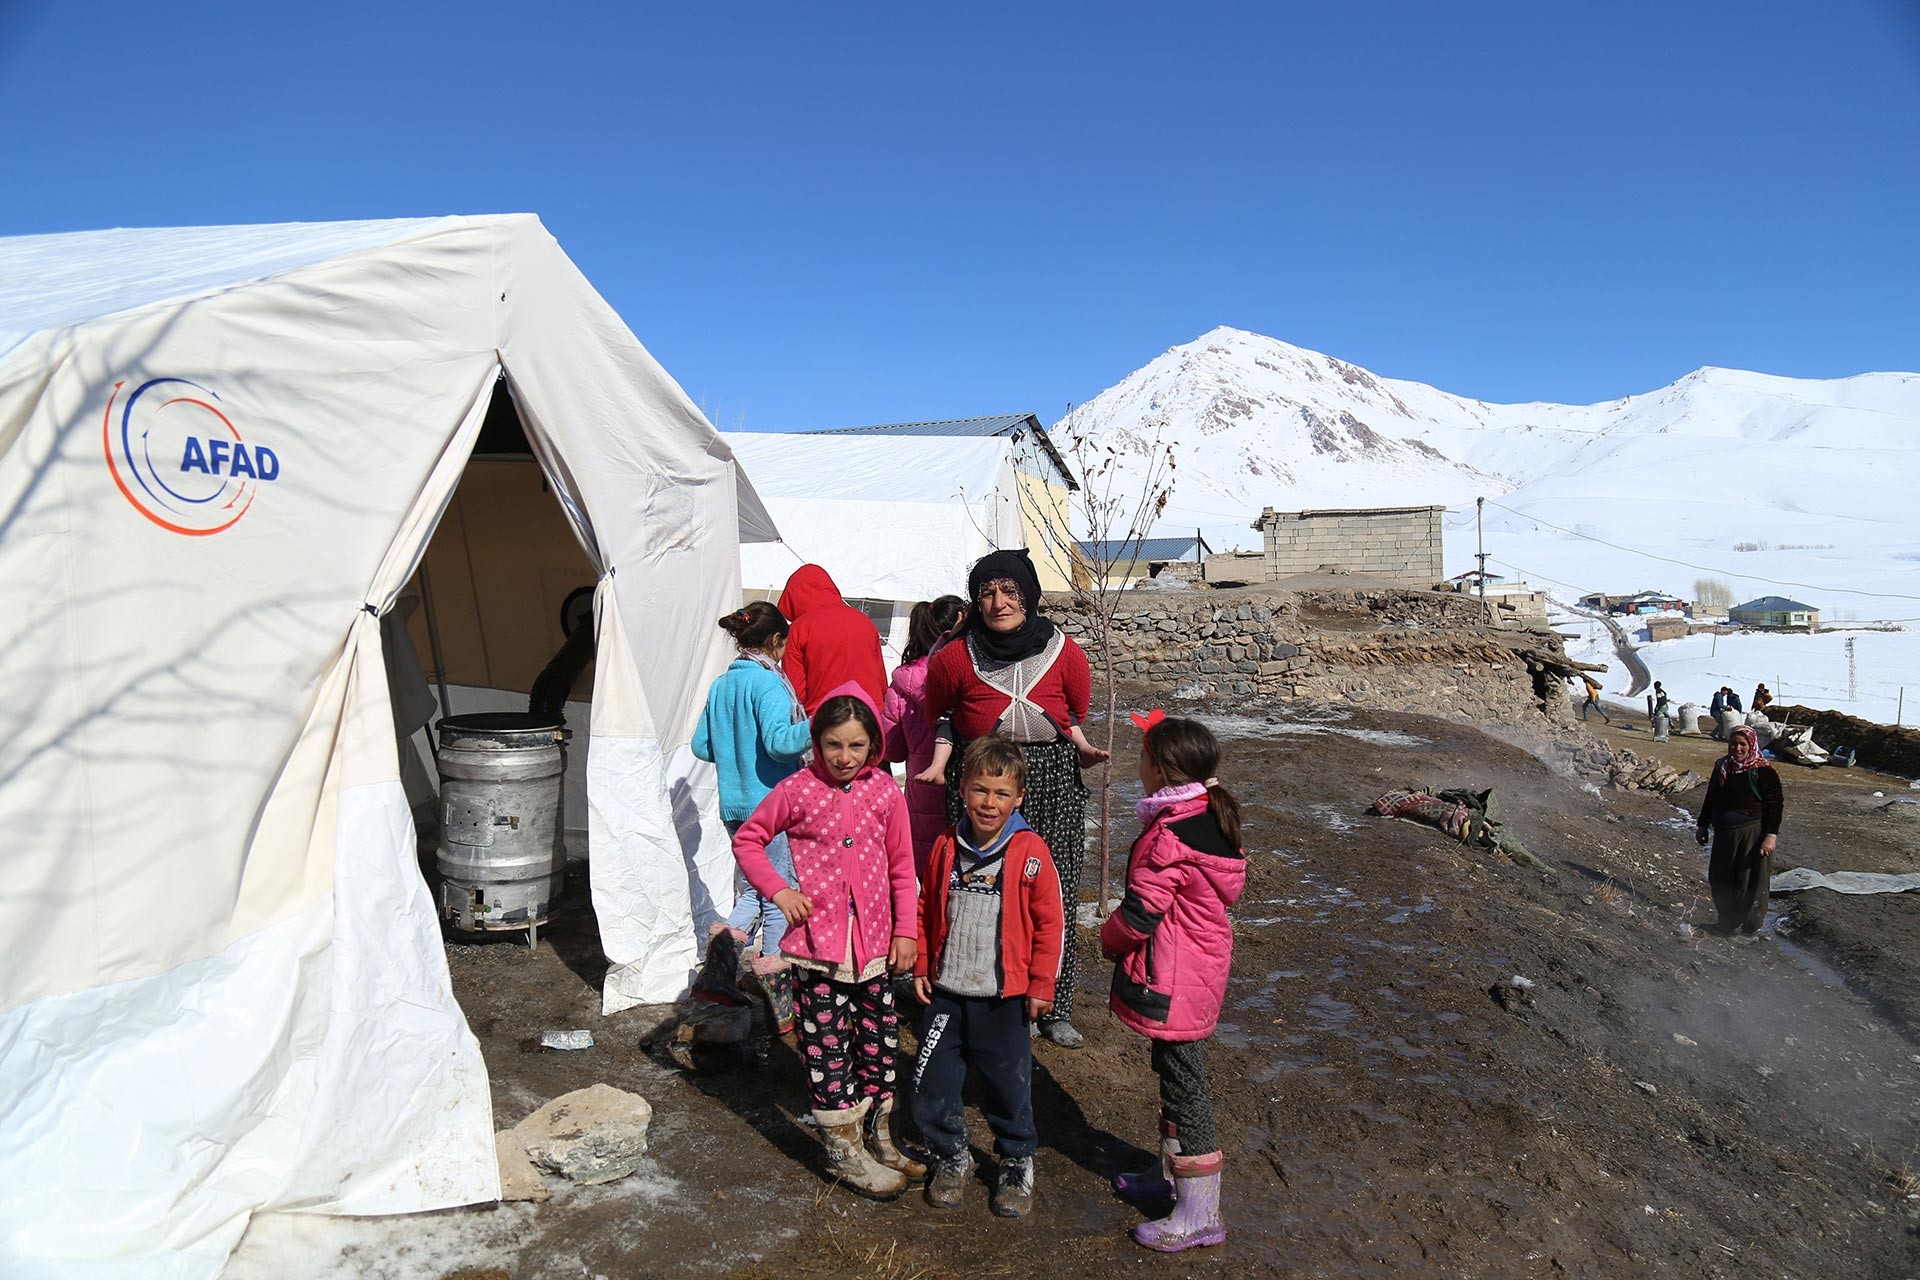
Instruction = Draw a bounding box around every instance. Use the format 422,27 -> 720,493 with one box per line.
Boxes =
222,1165 -> 695,1280
1559,610 -> 1919,726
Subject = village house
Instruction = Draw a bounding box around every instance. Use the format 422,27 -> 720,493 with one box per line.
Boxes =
1248,504 -> 1445,586
1578,589 -> 1688,616
1078,533 -> 1212,590
1445,571 -> 1549,628
1730,595 -> 1821,629
1645,616 -> 1690,642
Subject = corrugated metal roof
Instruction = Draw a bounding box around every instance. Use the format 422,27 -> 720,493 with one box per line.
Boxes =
1732,596 -> 1818,612
811,413 -> 1037,439
1077,535 -> 1211,563
802,413 -> 1076,489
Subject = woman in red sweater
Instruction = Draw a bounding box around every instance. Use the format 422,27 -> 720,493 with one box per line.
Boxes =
925,549 -> 1109,1047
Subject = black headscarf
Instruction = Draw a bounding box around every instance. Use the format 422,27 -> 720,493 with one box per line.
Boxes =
964,549 -> 1057,663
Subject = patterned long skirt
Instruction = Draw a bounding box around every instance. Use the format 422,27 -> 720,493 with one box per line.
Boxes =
946,736 -> 1087,1021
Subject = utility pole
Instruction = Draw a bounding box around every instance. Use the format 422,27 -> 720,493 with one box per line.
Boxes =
1475,497 -> 1488,599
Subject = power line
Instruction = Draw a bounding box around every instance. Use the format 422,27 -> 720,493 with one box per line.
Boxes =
1478,497 -> 1920,605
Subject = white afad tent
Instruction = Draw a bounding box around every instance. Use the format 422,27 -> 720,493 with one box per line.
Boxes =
721,430 -> 1026,656
0,216 -> 775,1276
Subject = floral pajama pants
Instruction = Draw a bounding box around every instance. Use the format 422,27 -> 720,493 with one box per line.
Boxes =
793,972 -> 899,1114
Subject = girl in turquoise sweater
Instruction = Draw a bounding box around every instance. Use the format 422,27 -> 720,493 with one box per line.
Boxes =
691,603 -> 812,1025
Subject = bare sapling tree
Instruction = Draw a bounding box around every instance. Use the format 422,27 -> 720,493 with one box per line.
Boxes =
1026,412 -> 1178,913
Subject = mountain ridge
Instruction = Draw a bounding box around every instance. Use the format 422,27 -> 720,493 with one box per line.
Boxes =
1054,326 -> 1920,551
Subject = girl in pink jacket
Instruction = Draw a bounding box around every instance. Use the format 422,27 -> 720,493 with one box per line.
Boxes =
733,682 -> 922,1199
880,595 -> 967,876
1099,713 -> 1247,1254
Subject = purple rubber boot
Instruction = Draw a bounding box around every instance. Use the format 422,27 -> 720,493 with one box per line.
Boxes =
1131,1156 -> 1226,1253
1112,1118 -> 1178,1203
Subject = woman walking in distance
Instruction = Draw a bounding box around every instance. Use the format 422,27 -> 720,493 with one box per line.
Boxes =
1695,724 -> 1784,935
926,550 -> 1108,1048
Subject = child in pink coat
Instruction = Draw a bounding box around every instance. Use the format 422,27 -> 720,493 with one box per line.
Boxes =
733,682 -> 922,1199
1099,713 -> 1247,1253
880,595 -> 967,877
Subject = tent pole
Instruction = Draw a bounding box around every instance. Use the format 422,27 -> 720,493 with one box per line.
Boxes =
418,563 -> 454,720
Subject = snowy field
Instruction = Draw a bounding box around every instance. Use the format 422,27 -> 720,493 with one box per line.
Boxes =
1558,612 -> 1918,726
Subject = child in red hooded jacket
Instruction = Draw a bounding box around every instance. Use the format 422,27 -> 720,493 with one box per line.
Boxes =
777,564 -> 887,713
1099,714 -> 1246,1254
733,682 -> 920,1199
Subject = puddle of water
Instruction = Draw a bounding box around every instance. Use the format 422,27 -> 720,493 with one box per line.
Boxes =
1304,993 -> 1357,1026
1214,1022 -> 1254,1049
1774,937 -> 1852,992
1251,1053 -> 1321,1084
1382,895 -> 1437,925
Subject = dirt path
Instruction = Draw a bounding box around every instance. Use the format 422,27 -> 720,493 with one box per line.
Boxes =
1562,601 -> 1651,697
228,698 -> 1920,1280
1593,714 -> 1920,1038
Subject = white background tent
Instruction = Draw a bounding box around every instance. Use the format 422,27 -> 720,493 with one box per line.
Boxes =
0,215 -> 774,1277
721,431 -> 1026,658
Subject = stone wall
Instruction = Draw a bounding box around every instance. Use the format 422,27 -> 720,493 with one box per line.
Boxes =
1769,705 -> 1920,779
1254,505 -> 1444,584
1062,585 -> 1597,732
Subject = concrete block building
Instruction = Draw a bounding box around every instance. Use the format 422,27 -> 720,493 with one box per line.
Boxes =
1252,504 -> 1445,585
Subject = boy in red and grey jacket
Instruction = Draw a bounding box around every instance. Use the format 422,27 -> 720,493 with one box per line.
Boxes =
912,736 -> 1064,1219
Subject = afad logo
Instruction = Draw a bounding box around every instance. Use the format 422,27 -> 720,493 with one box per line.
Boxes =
101,377 -> 282,536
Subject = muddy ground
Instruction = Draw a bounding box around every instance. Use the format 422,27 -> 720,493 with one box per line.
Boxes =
228,695 -> 1920,1280
1594,703 -> 1920,1039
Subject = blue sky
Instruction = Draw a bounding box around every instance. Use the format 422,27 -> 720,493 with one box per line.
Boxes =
3,1 -> 1917,429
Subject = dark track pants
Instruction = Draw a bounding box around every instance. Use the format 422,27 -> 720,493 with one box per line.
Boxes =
911,990 -> 1037,1159
1708,815 -> 1769,934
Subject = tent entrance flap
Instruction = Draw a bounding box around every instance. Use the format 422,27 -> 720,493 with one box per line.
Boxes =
401,375 -> 605,715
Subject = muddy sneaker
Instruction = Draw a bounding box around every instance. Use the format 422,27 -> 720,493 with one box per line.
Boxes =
991,1157 -> 1034,1218
1037,1018 -> 1084,1049
925,1152 -> 973,1209
690,928 -> 747,1006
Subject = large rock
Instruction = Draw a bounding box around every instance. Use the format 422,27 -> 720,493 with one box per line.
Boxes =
513,1084 -> 652,1185
494,1128 -> 551,1203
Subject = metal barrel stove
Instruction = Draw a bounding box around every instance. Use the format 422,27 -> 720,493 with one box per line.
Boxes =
434,712 -> 569,945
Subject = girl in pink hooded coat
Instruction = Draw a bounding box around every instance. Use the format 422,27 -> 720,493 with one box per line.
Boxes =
733,683 -> 923,1199
1099,714 -> 1247,1254
880,595 -> 967,877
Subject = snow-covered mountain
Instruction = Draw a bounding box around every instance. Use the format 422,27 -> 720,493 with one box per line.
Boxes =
1058,326 -> 1920,723
1058,325 -> 1920,555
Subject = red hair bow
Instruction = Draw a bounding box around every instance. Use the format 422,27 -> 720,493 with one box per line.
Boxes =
1129,708 -> 1166,732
